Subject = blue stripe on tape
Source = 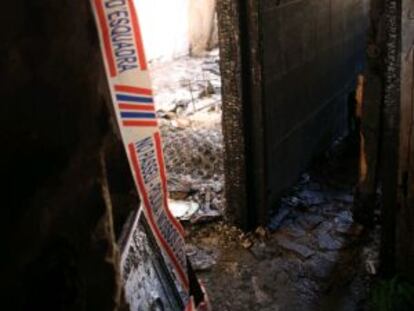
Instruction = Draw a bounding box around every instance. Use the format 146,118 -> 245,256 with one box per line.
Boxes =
116,94 -> 153,103
121,112 -> 156,119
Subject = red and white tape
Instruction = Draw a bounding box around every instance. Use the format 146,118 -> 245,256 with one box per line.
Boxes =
91,0 -> 188,292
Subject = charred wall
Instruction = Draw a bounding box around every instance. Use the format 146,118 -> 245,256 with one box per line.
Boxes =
0,1 -> 137,310
262,0 -> 370,209
217,0 -> 250,227
379,0 -> 414,280
218,0 -> 370,227
396,0 -> 414,281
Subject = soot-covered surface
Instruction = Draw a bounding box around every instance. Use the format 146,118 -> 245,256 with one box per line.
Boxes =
185,138 -> 380,311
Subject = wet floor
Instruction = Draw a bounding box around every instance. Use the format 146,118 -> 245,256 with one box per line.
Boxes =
185,137 -> 379,311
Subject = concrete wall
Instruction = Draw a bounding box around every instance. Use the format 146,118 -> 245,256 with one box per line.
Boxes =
262,0 -> 370,207
135,0 -> 190,61
189,0 -> 219,56
135,0 -> 218,61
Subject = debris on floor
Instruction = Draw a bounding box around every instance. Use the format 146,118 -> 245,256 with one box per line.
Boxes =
151,49 -> 225,224
150,48 -> 221,117
184,138 -> 380,311
151,50 -> 380,311
169,199 -> 200,221
186,244 -> 219,272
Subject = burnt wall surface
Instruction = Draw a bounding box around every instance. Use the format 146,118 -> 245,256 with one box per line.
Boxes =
217,0 -> 250,227
0,1 -> 137,310
397,0 -> 414,280
262,0 -> 369,207
379,0 -> 401,276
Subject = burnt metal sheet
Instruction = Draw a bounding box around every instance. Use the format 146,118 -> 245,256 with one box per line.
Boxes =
219,0 -> 370,228
122,215 -> 185,311
262,0 -> 369,212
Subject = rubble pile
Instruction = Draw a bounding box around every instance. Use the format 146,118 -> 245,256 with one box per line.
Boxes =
151,49 -> 225,224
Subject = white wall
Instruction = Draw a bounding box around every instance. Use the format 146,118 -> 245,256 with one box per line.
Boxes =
189,0 -> 218,56
135,0 -> 218,62
135,0 -> 190,62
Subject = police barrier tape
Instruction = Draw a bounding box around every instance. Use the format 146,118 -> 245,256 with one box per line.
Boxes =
90,0 -> 209,309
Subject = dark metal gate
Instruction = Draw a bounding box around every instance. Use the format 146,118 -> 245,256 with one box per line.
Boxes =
219,0 -> 370,229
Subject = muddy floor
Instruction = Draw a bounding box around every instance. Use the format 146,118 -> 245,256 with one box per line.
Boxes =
184,139 -> 380,311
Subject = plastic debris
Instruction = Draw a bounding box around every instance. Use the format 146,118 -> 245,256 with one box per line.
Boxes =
169,199 -> 200,221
